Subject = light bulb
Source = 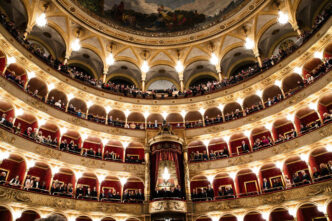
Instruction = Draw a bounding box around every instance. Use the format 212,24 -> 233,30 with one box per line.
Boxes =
48,83 -> 55,91
71,38 -> 81,51
162,167 -> 170,181
7,56 -> 16,65
162,111 -> 168,120
245,37 -> 254,49
278,11 -> 289,24
210,53 -> 218,65
120,177 -> 127,185
175,60 -> 184,73
141,60 -> 150,73
36,13 -> 47,27
106,53 -> 115,65
122,141 -> 129,149
314,51 -> 323,60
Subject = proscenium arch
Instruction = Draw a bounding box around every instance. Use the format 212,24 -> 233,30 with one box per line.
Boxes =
105,73 -> 139,88
185,71 -> 218,89
145,77 -> 180,91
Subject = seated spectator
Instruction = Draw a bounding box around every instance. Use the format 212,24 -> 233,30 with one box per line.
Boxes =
323,112 -> 332,123
9,175 -> 20,186
262,178 -> 271,192
240,140 -> 250,153
0,171 -> 7,184
76,184 -> 84,199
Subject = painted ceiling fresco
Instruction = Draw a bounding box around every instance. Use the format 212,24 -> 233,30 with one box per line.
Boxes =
76,0 -> 246,33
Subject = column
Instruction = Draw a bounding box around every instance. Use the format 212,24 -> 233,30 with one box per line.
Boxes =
183,146 -> 191,200
102,70 -> 107,84
142,80 -> 146,92
216,66 -> 223,83
144,147 -> 151,201
180,80 -> 184,92
254,50 -> 263,68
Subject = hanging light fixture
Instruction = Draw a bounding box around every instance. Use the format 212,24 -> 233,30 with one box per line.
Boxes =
71,38 -> 81,52
278,11 -> 289,24
106,53 -> 115,66
141,60 -> 150,73
162,167 -> 170,181
175,60 -> 184,73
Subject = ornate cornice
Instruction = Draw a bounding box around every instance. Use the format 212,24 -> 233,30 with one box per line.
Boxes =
0,128 -> 145,178
54,0 -> 268,47
193,180 -> 332,216
0,185 -> 144,215
0,19 -> 331,107
188,123 -> 332,176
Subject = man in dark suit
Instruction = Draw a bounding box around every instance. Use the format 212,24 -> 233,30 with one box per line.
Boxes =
241,141 -> 250,153
206,184 -> 214,200
262,178 -> 271,192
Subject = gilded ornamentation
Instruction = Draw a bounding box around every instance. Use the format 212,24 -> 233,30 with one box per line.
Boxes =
35,146 -> 62,160
149,200 -> 187,213
0,129 -> 16,144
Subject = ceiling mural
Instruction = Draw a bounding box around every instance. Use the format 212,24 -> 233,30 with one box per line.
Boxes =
75,0 -> 246,32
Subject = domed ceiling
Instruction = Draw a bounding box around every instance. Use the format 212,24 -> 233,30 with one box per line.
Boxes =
74,0 -> 247,33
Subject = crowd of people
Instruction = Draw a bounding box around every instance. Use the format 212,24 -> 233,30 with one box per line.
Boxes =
0,5 -> 331,100
152,185 -> 184,199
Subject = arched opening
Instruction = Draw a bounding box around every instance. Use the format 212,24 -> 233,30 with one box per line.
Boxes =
243,95 -> 264,116
76,172 -> 98,200
302,58 -> 323,80
259,163 -> 284,193
294,107 -> 320,135
272,118 -> 296,142
213,173 -> 235,200
38,122 -> 60,147
103,140 -> 123,162
67,98 -> 87,117
87,105 -> 106,124
127,112 -> 145,129
309,147 -> 332,182
223,102 -> 243,121
0,99 -> 15,129
108,109 -> 125,128
190,176 -> 210,201
166,113 -> 184,128
76,216 -> 92,221
284,156 -> 311,187
0,206 -> 12,221
123,177 -> 144,203
26,78 -> 48,101
47,89 -> 68,110
243,212 -> 264,221
24,161 -> 52,193
318,93 -> 332,124
282,73 -> 304,97
4,63 -> 27,88
251,126 -> 273,151
0,153 -> 26,186
270,208 -> 294,221
219,214 -> 237,221
17,210 -> 40,221
262,85 -> 284,107
229,133 -> 251,156
208,138 -> 229,160
188,141 -> 207,162
101,218 -> 116,221
14,112 -> 38,136
125,142 -> 144,163
60,130 -> 82,154
185,111 -> 203,128
236,169 -> 259,196
51,168 -> 75,197
82,137 -> 103,159
297,203 -> 327,221
323,43 -> 332,59
100,176 -> 121,202
204,107 -> 223,125
147,113 -> 163,129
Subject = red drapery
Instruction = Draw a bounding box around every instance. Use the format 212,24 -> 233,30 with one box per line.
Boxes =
154,150 -> 181,187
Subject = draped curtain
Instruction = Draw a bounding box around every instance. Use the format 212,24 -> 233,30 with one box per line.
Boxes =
154,150 -> 181,187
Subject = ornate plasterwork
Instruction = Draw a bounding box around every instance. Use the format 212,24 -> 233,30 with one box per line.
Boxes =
193,180 -> 332,215
55,0 -> 267,47
149,200 -> 187,213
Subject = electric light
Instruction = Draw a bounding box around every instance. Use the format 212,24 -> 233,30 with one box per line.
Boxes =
60,127 -> 67,135
97,174 -> 106,182
36,13 -> 47,27
86,100 -> 93,108
309,102 -> 317,111
180,110 -> 187,118
256,90 -> 263,97
300,153 -> 309,162
0,150 -> 9,161
314,51 -> 323,59
278,11 -> 289,24
175,60 -> 184,73
102,138 -> 108,146
143,111 -> 150,119
28,71 -> 36,79
210,53 -> 218,65
161,111 -> 168,120
120,177 -> 127,186
199,108 -> 205,115
229,171 -> 237,180
207,175 -> 214,183
274,80 -> 282,87
294,66 -> 303,74
141,60 -> 150,73
81,133 -> 88,141
252,166 -> 260,175
124,109 -> 131,117
67,93 -> 74,101
245,37 -> 254,50
16,108 -> 24,117
7,56 -> 16,65
275,161 -> 283,170
122,141 -> 129,149
203,139 -> 210,147
105,106 -> 112,113
286,114 -> 294,122
236,97 -> 243,104
218,104 -> 224,110
288,207 -> 297,217
261,211 -> 270,220
162,167 -> 170,181
38,118 -> 46,126
327,144 -> 332,152
244,130 -> 251,137
236,215 -> 244,221
317,203 -> 327,214
27,159 -> 35,169
224,135 -> 231,143
265,122 -> 273,131
12,209 -> 22,220
71,38 -> 81,51
75,171 -> 83,179
52,166 -> 59,175
48,83 -> 55,91
106,53 -> 115,66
